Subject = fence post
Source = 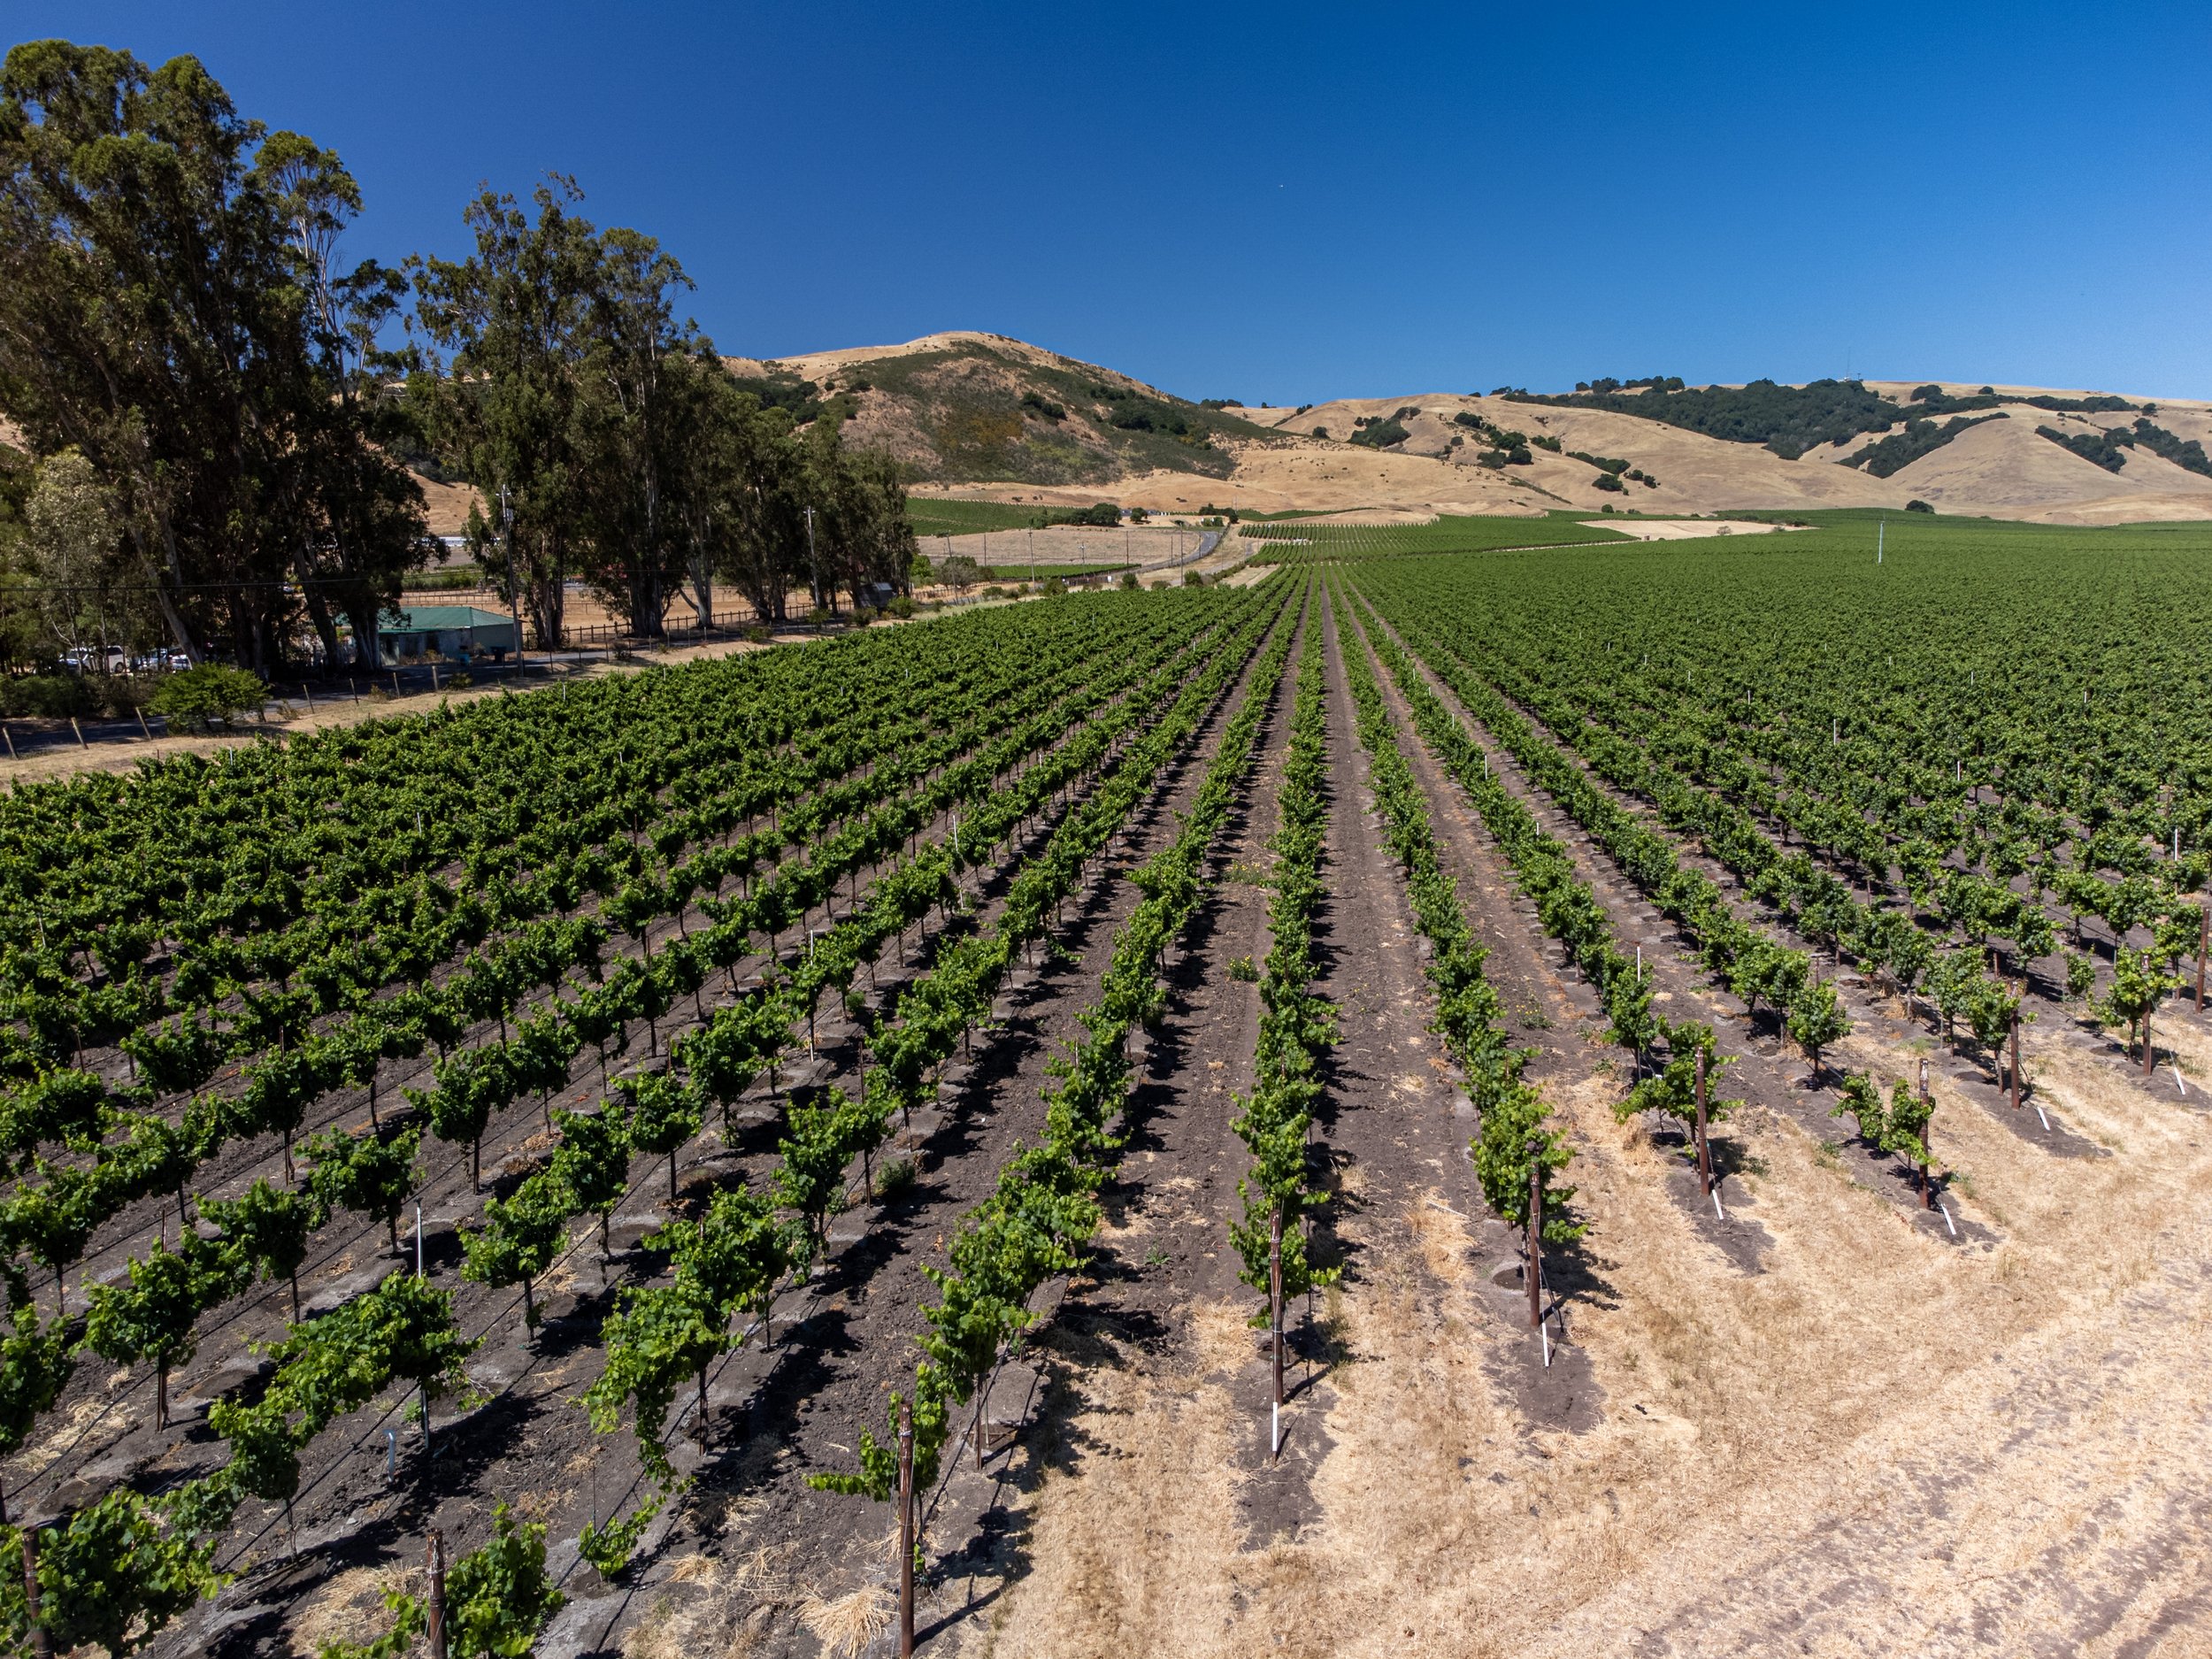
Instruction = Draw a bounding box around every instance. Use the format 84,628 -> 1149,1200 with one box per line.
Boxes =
1919,1057 -> 1935,1208
1525,1138 -> 1544,1329
1693,1047 -> 1713,1194
1270,1206 -> 1285,1414
897,1399 -> 915,1659
24,1527 -> 49,1659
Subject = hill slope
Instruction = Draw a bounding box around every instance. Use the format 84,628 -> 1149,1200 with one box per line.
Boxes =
726,332 -> 1285,488
763,336 -> 2210,524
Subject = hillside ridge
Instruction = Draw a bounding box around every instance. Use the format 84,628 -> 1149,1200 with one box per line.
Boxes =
774,335 -> 2211,525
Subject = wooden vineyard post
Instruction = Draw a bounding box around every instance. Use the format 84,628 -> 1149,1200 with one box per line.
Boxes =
1525,1138 -> 1544,1330
426,1530 -> 449,1659
1270,1205 -> 1286,1458
2145,1005 -> 2156,1079
1918,1057 -> 1935,1210
2009,1006 -> 2023,1110
23,1527 -> 49,1659
1693,1048 -> 1714,1196
897,1399 -> 916,1659
1269,1207 -> 1285,1399
2197,905 -> 2208,1012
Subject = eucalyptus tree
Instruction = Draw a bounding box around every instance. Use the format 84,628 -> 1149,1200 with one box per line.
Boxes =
409,179 -> 601,648
0,42 -> 425,670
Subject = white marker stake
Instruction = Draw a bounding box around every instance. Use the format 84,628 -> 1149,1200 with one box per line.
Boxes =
415,1202 -> 425,1279
1271,1399 -> 1280,1459
1540,1320 -> 1551,1368
1938,1202 -> 1957,1237
1712,1189 -> 1725,1222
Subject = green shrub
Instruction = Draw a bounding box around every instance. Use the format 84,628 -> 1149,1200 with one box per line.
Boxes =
1905,499 -> 1935,514
0,673 -> 96,718
148,664 -> 266,732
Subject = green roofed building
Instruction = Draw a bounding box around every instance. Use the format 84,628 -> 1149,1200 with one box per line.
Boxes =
375,605 -> 518,667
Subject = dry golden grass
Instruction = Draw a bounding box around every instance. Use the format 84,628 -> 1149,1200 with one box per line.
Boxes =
971,1008 -> 2212,1656
290,1565 -> 418,1657
797,1585 -> 892,1658
618,1545 -> 803,1659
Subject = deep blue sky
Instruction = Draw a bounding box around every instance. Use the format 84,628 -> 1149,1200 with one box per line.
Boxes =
12,3 -> 2210,403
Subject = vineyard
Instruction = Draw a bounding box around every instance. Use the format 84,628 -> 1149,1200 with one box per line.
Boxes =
1,511 -> 2209,1656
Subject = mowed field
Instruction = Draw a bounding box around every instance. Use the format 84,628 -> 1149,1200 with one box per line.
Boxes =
2,514 -> 2208,1658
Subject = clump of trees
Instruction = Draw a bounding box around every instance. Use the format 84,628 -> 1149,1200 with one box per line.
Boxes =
0,40 -> 918,672
1349,408 -> 1417,449
1844,413 -> 2007,478
407,179 -> 914,638
2035,424 -> 2133,475
1517,378 -> 1900,459
0,42 -> 434,674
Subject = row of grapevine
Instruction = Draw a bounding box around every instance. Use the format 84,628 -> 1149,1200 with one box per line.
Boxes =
1325,578 -> 1578,1249
1339,593 -> 1767,1199
563,584 -> 1292,1567
1466,614 -> 2202,1068
1229,622 -> 1338,1335
0,598 -> 1228,1421
0,595 -> 1202,1171
811,579 -> 1300,1508
1352,550 -> 2208,1065
0,599 -> 1260,1646
0,1271 -> 471,1657
1354,585 -> 1868,1083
